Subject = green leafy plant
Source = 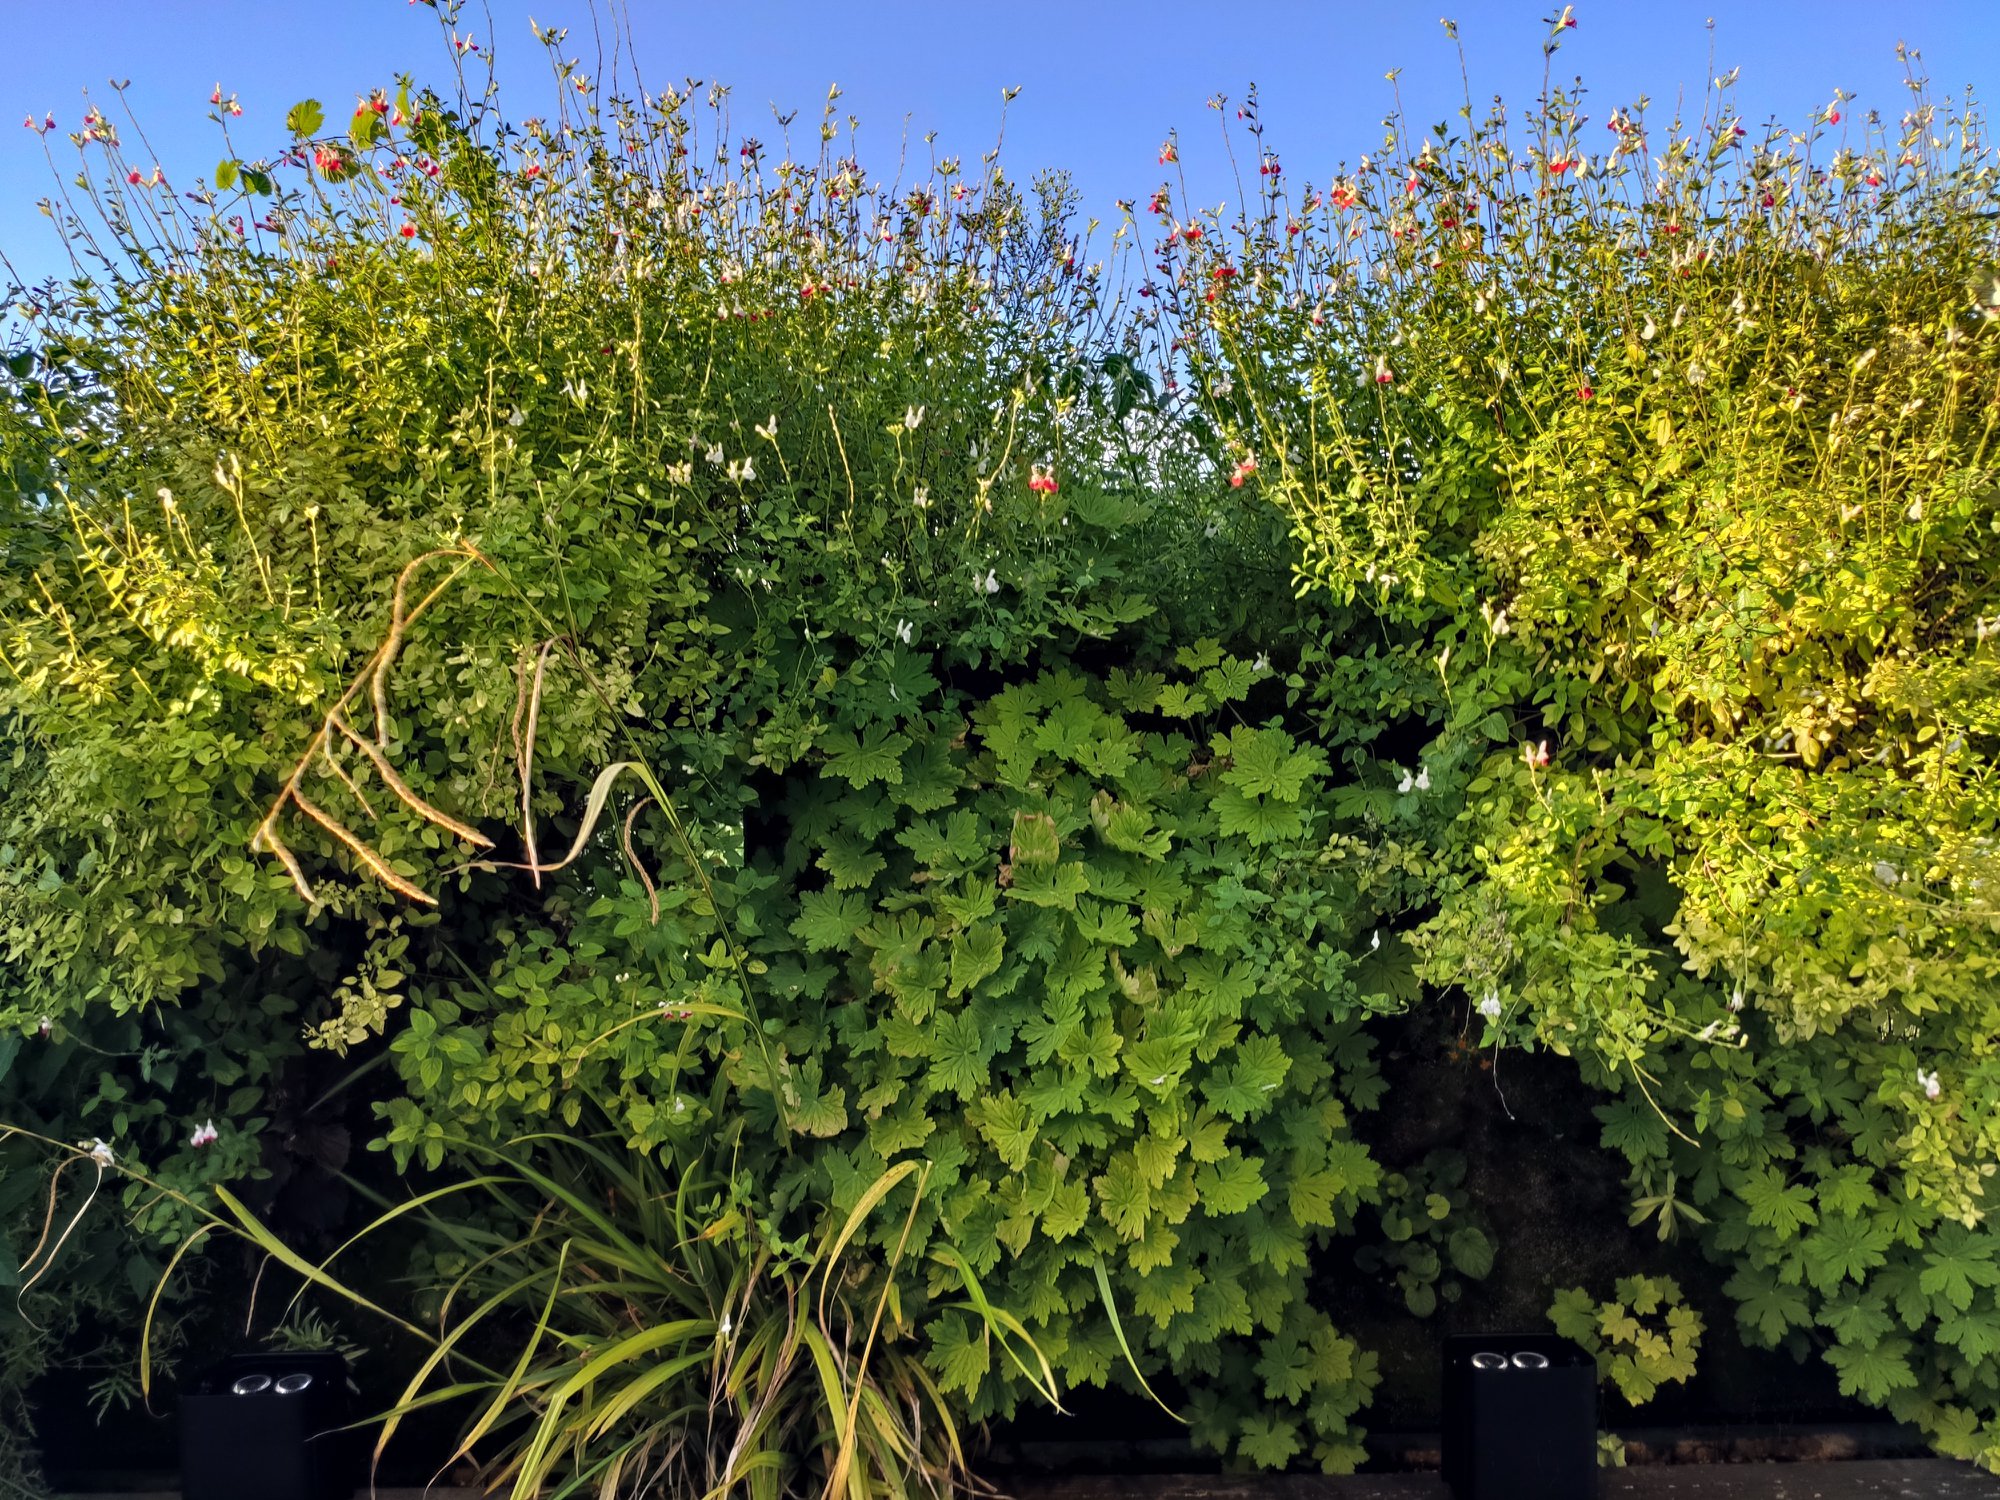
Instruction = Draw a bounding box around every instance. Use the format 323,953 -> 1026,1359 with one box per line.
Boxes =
10,0 -> 2000,1479
1549,1276 -> 1703,1407
7,1112 -> 1055,1500
1354,1150 -> 1493,1317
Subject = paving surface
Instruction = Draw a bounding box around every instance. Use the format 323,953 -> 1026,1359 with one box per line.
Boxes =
62,1463 -> 2000,1500
1005,1463 -> 2000,1498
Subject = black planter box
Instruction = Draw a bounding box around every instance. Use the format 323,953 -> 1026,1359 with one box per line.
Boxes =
180,1351 -> 360,1500
1442,1333 -> 1597,1500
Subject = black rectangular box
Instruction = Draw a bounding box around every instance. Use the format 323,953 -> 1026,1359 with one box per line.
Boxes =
180,1351 -> 359,1500
1442,1333 -> 1597,1500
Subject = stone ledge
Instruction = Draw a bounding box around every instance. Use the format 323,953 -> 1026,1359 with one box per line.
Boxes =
57,1461 -> 2000,1500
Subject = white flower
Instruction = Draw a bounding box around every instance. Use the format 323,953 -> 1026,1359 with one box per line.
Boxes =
1397,770 -> 1415,794
36,1015 -> 51,1037
1918,1068 -> 1941,1100
1873,861 -> 1900,886
895,618 -> 914,646
981,569 -> 1000,595
704,442 -> 725,466
727,456 -> 756,484
755,413 -> 778,441
87,1138 -> 115,1168
190,1119 -> 219,1148
1415,766 -> 1431,792
507,407 -> 525,427
1370,930 -> 1382,951
1481,600 -> 1511,636
1252,652 -> 1271,674
913,485 -> 931,510
904,404 -> 925,431
1686,360 -> 1708,388
1640,314 -> 1657,341
718,1312 -> 733,1338
562,377 -> 589,405
1728,985 -> 1744,1013
1477,988 -> 1502,1022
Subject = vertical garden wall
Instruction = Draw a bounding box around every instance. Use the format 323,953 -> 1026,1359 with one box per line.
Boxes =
3,7 -> 2000,1493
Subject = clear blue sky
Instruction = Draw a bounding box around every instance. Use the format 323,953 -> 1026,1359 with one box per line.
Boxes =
4,1 -> 1998,296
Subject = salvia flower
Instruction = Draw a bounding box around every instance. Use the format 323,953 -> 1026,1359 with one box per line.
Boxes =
1477,989 -> 1503,1022
1918,1068 -> 1941,1100
189,1119 -> 219,1148
1522,739 -> 1551,769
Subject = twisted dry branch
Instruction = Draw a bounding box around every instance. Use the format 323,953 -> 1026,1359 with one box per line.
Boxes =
251,546 -> 497,906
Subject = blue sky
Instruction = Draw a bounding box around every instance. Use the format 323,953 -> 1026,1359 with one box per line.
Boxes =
4,1 -> 1998,296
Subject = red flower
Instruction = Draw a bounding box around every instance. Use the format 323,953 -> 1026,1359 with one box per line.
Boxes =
1576,385 -> 1593,402
524,163 -> 541,178
400,223 -> 416,238
126,169 -> 142,184
1865,171 -> 1881,187
1826,110 -> 1841,125
1211,265 -> 1237,279
1329,183 -> 1359,209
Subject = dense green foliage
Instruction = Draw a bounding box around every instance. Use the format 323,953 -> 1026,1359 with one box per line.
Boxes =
5,6 -> 2000,1489
1192,23 -> 2000,1468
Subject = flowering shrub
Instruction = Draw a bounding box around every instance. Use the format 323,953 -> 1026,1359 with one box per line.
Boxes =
7,2 -> 2000,1484
1184,13 -> 2000,1470
0,12 -> 1390,1478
